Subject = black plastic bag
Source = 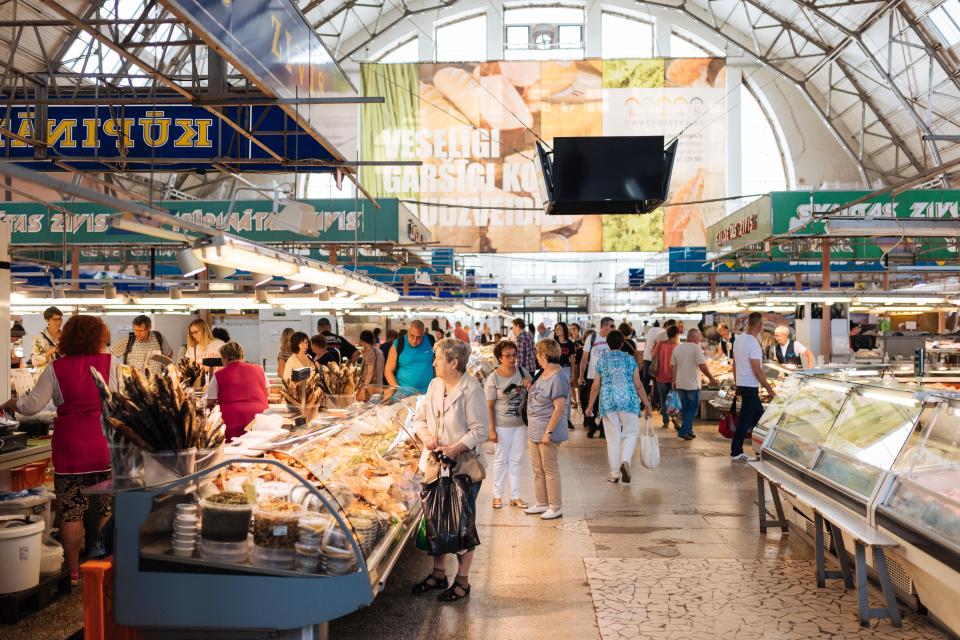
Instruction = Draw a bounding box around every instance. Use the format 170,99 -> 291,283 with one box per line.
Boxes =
420,466 -> 480,556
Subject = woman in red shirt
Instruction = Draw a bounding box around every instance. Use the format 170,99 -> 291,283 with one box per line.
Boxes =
651,324 -> 680,428
2,315 -> 119,584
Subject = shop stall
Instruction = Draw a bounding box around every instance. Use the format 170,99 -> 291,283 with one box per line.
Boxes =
755,367 -> 960,633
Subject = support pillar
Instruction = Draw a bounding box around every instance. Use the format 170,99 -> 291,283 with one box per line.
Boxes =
71,246 -> 80,289
402,275 -> 410,297
795,273 -> 803,292
709,274 -> 717,301
939,312 -> 947,334
661,287 -> 667,307
821,239 -> 831,364
327,246 -> 338,265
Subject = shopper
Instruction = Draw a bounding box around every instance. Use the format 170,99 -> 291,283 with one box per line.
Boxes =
385,319 -> 435,393
585,330 -> 653,483
2,315 -> 118,585
184,318 -> 226,364
579,316 -> 614,438
310,334 -> 341,368
432,327 -> 445,343
411,338 -> 487,602
206,341 -> 269,442
373,327 -> 382,344
524,339 -> 569,520
317,318 -> 358,362
472,322 -> 482,343
110,315 -> 173,374
485,341 -> 531,509
358,330 -> 385,394
30,306 -> 63,371
619,322 -> 638,358
731,312 -> 777,462
482,323 -> 493,344
380,329 -> 398,383
493,332 -> 503,345
510,318 -> 536,372
671,329 -> 719,440
277,328 -> 295,377
641,321 -> 666,410
773,325 -> 814,368
283,331 -> 312,381
453,321 -> 470,343
211,327 -> 230,343
651,325 -> 680,428
553,321 -> 577,428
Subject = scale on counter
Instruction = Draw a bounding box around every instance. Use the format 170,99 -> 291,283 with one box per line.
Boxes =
0,414 -> 27,453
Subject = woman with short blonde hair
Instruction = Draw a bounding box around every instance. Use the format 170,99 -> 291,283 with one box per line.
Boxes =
524,338 -> 569,520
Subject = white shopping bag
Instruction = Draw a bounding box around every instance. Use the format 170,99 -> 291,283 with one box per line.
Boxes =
639,418 -> 660,469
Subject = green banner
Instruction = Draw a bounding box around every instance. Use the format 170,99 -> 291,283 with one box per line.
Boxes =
769,190 -> 960,261
0,198 -> 408,246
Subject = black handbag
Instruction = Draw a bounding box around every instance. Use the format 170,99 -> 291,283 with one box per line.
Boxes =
420,462 -> 480,556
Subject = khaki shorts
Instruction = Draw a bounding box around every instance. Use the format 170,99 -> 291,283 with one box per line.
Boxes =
54,471 -> 113,522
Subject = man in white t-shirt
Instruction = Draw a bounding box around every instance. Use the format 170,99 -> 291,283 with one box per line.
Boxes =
579,316 -> 614,437
731,312 -> 776,462
772,325 -> 814,369
671,329 -> 719,440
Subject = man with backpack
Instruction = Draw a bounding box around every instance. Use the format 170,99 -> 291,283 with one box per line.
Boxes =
384,320 -> 436,393
110,315 -> 173,374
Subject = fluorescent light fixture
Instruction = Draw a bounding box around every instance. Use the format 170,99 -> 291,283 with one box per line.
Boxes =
311,284 -> 328,295
177,248 -> 206,277
111,214 -> 192,243
858,296 -> 946,305
290,263 -> 348,287
194,235 -> 298,277
824,218 -> 960,237
808,379 -> 849,394
285,279 -> 306,291
860,389 -> 918,407
250,273 -> 273,287
341,277 -> 378,296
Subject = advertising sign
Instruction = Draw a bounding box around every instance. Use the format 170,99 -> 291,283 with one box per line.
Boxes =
0,104 -> 336,172
360,58 -> 726,252
160,0 -> 358,161
0,199 -> 407,245
706,196 -> 771,253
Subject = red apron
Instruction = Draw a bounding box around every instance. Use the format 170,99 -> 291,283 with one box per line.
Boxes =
51,354 -> 112,474
214,362 -> 269,441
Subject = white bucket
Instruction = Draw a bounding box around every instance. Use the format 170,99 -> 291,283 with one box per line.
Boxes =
0,515 -> 44,593
39,540 -> 64,575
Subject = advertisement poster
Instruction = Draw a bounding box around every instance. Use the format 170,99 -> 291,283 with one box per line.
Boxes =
361,58 -> 725,252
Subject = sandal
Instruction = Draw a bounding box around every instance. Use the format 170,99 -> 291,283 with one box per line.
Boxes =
411,573 -> 448,595
438,580 -> 471,602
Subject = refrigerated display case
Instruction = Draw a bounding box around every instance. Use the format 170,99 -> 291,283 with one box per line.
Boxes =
110,390 -> 425,635
757,369 -> 960,635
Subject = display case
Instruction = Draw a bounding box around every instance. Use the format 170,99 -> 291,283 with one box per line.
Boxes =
111,390 -> 425,634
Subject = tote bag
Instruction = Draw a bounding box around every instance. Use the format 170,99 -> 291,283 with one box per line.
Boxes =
639,417 -> 660,469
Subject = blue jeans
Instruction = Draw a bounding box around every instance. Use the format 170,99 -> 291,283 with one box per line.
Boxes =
676,389 -> 699,437
732,386 -> 762,456
656,381 -> 672,426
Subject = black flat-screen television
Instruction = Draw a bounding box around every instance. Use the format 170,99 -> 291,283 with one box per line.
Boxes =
536,136 -> 677,215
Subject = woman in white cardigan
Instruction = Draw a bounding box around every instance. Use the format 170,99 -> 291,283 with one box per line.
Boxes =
411,337 -> 489,603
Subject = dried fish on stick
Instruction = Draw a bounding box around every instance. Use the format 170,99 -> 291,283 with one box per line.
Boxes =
317,361 -> 362,397
177,358 -> 207,389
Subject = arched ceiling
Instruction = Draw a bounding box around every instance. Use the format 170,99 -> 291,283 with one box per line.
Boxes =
298,0 -> 960,187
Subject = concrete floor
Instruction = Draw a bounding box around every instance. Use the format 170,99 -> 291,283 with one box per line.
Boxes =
4,415 -> 950,639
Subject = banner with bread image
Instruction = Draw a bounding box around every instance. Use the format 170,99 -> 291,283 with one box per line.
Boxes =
361,58 -> 726,252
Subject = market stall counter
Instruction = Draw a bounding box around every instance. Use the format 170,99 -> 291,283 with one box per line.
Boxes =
102,378 -> 424,636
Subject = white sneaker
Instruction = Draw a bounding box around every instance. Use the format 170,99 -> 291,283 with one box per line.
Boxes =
607,472 -> 620,483
541,508 -> 563,520
731,453 -> 750,462
524,504 -> 548,515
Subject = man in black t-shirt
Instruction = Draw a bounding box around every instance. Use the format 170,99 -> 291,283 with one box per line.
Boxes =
317,318 -> 358,362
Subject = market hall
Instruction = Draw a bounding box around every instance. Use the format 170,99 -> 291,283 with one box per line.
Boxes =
1,0 -> 959,638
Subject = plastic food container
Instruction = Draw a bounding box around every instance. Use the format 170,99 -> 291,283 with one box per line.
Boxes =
142,448 -> 197,487
108,442 -> 143,481
298,514 -> 331,542
322,527 -> 357,575
323,394 -> 356,410
201,493 -> 253,543
0,515 -> 44,593
250,544 -> 295,570
198,538 -> 249,564
175,503 -> 198,517
253,500 -> 304,550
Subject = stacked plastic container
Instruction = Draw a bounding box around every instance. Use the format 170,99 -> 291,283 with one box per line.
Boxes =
171,503 -> 198,557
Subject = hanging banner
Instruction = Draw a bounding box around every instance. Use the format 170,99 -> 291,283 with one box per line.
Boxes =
360,58 -> 726,252
0,104 -> 337,172
159,0 -> 358,161
0,198 -> 428,246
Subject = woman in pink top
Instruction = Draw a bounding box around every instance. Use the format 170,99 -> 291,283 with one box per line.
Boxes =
205,341 -> 269,441
650,324 -> 680,429
2,315 -> 120,583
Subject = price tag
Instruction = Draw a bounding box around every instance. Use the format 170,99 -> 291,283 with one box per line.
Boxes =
273,525 -> 288,537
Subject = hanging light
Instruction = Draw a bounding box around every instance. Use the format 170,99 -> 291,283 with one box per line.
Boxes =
317,290 -> 331,302
103,283 -> 117,299
341,276 -> 378,297
250,273 -> 273,287
51,288 -> 65,299
290,262 -> 348,287
285,278 -> 306,291
177,248 -> 206,277
169,287 -> 183,300
208,264 -> 236,279
311,284 -> 328,295
193,235 -> 298,277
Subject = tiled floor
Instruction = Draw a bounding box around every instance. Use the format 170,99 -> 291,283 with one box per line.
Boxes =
6,415 -> 953,639
585,558 -> 946,640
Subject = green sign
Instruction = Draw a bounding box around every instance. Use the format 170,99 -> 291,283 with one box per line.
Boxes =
0,198 -> 420,246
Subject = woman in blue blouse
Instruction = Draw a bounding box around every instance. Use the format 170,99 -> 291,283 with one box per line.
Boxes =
585,330 -> 653,484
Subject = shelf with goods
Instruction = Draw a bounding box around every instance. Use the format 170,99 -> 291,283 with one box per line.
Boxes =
101,364 -> 425,633
757,369 -> 960,632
